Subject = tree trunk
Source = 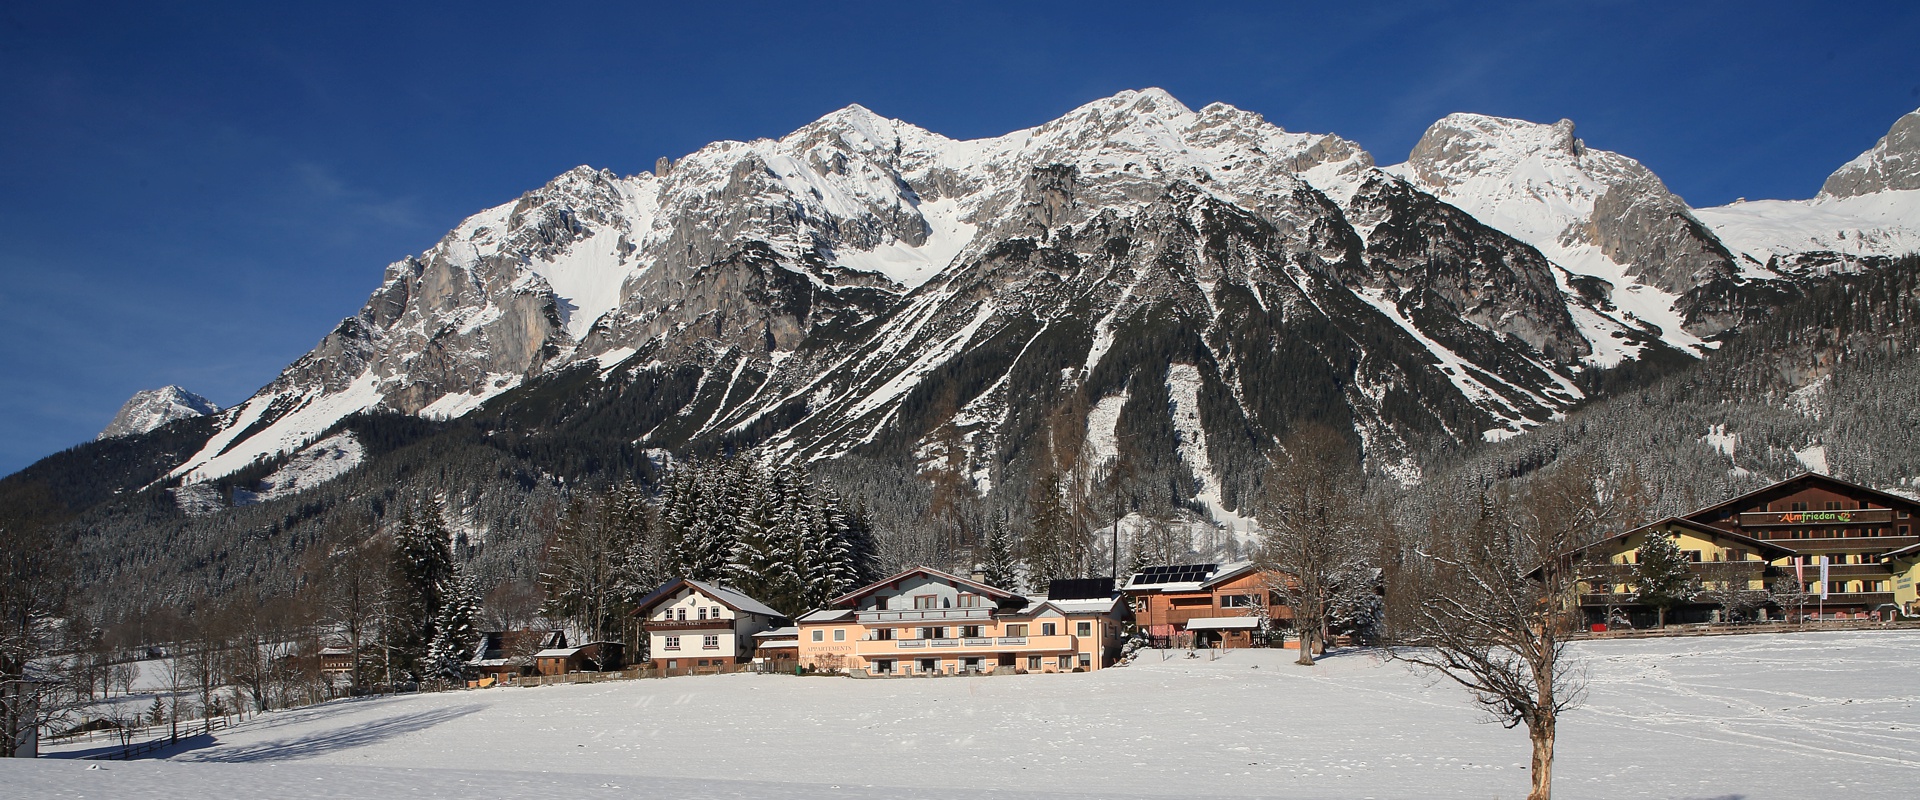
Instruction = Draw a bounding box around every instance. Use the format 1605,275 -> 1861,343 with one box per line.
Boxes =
1295,627 -> 1316,666
1528,720 -> 1554,800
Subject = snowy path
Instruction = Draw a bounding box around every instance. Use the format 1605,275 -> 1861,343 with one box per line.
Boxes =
16,632 -> 1920,799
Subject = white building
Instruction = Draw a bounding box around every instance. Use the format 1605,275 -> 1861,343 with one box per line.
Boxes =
633,578 -> 785,674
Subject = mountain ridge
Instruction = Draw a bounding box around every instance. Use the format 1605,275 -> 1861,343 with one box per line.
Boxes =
53,92 -> 1920,531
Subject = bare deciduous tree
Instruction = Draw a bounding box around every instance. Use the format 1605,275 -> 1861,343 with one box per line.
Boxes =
1257,425 -> 1366,666
1389,459 -> 1620,800
1,492 -> 80,757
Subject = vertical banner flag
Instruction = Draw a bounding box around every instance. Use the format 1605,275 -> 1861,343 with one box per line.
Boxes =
1819,555 -> 1830,599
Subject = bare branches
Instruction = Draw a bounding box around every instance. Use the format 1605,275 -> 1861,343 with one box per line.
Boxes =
1257,425 -> 1368,665
1387,458 -> 1611,800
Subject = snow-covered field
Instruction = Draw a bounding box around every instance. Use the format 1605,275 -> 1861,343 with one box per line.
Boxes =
18,632 -> 1919,799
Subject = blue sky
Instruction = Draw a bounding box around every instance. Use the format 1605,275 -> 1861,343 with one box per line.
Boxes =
2,1 -> 1917,476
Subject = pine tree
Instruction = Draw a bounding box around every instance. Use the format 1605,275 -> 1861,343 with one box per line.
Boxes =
800,489 -> 854,609
386,499 -> 455,681
1024,469 -> 1081,587
980,514 -> 1021,592
838,495 -> 883,586
424,567 -> 481,686
1633,532 -> 1697,628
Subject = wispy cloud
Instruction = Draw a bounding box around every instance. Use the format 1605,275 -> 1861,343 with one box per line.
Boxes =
291,161 -> 422,229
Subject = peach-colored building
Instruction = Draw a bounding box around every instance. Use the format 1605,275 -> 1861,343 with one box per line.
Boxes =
796,567 -> 1125,676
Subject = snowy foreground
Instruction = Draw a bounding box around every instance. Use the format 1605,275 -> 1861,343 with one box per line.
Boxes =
18,632 -> 1919,800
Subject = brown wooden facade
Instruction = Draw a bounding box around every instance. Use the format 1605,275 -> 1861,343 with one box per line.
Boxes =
1122,563 -> 1291,648
1680,472 -> 1918,617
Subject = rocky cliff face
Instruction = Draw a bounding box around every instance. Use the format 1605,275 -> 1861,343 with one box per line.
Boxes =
98,386 -> 218,440
1694,106 -> 1920,279
1390,113 -> 1745,345
1822,109 -> 1920,198
142,91 -> 1920,514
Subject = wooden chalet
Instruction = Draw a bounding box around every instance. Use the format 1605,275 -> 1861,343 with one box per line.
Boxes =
633,578 -> 786,675
469,630 -> 562,680
1564,517 -> 1797,627
1677,472 -> 1920,618
317,645 -> 354,676
1121,562 -> 1286,648
532,641 -> 624,676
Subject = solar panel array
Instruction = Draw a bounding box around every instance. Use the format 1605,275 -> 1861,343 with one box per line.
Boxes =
1047,577 -> 1116,600
1129,563 -> 1217,585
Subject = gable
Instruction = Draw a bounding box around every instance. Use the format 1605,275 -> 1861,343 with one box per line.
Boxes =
829,566 -> 1022,607
1686,473 -> 1920,524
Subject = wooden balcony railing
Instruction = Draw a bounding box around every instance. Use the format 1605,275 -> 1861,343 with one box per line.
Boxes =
856,608 -> 995,624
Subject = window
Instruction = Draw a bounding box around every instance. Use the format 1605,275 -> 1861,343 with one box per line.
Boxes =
914,594 -> 938,609
1042,622 -> 1057,636
833,629 -> 846,642
811,629 -> 824,642
874,659 -> 894,674
1076,622 -> 1092,637
1058,656 -> 1073,670
1219,594 -> 1256,608
1900,511 -> 1910,520
1004,624 -> 1028,638
1826,501 -> 1842,511
676,608 -> 687,621
664,636 -> 681,650
1902,525 -> 1911,536
918,658 -> 937,673
957,594 -> 981,608
703,634 -> 719,649
1079,653 -> 1092,669
698,607 -> 708,620
962,657 -> 981,673
1791,501 -> 1808,511
1027,656 -> 1042,671
961,625 -> 981,638
1682,550 -> 1702,563
873,628 -> 893,640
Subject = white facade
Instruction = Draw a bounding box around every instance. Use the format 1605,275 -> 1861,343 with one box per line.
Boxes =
638,579 -> 783,666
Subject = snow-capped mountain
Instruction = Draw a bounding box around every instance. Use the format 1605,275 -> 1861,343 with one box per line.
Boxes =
1384,114 -> 1744,360
98,386 -> 219,440
150,92 -> 1920,516
1694,108 -> 1920,275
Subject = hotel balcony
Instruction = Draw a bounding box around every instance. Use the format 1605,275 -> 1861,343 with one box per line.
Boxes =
854,607 -> 995,625
645,619 -> 738,631
853,634 -> 1077,657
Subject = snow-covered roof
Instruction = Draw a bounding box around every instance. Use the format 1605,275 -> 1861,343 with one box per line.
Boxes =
1185,617 -> 1261,631
318,646 -> 351,656
1125,561 -> 1258,592
1045,598 -> 1120,615
534,648 -> 582,658
634,577 -> 784,619
828,565 -> 1023,607
796,608 -> 853,623
755,626 -> 800,638
687,579 -> 784,618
